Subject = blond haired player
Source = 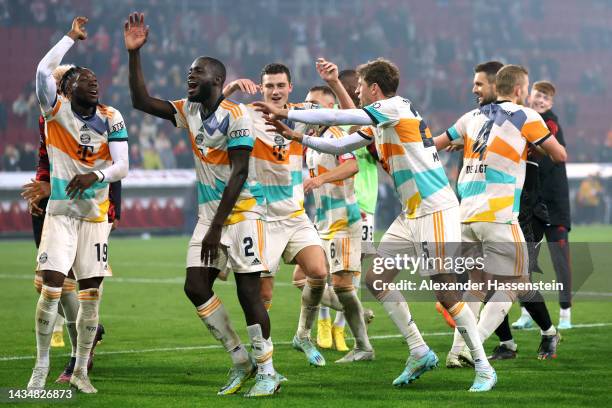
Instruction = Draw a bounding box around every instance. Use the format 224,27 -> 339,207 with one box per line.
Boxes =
433,64 -> 566,380
28,16 -> 129,393
256,58 -> 495,391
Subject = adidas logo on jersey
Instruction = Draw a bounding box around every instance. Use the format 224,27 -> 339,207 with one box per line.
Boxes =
251,258 -> 261,266
80,124 -> 89,131
334,259 -> 341,266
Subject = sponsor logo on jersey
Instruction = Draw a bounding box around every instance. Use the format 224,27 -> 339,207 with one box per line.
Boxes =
230,129 -> 250,138
111,121 -> 125,133
251,258 -> 261,266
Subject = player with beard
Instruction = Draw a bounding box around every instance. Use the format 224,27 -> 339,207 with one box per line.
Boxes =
256,58 -> 496,392
125,13 -> 279,397
441,62 -> 561,364
433,65 -> 566,381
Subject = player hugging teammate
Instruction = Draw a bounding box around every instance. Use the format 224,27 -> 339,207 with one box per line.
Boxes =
23,11 -> 571,398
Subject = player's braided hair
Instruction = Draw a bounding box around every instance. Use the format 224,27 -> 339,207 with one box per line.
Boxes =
58,66 -> 83,96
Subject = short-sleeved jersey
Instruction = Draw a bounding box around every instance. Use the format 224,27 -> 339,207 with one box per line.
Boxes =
446,101 -> 551,224
362,96 -> 458,218
42,95 -> 127,222
247,103 -> 314,222
170,97 -> 264,224
305,126 -> 361,239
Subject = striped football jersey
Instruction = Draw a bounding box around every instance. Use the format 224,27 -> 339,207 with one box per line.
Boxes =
247,102 -> 315,221
446,101 -> 551,224
170,97 -> 264,224
361,96 -> 458,218
42,95 -> 127,222
305,126 -> 361,239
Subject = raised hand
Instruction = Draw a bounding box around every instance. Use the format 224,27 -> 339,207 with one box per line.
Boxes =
316,58 -> 339,83
124,12 -> 149,51
264,118 -> 303,142
252,101 -> 288,120
223,79 -> 259,97
68,16 -> 88,41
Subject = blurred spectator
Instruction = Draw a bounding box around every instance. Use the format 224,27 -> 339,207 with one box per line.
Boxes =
2,144 -> 20,171
130,143 -> 143,169
1,0 -> 611,174
142,146 -> 162,170
29,0 -> 49,24
19,142 -> 36,171
155,131 -> 176,169
173,139 -> 193,169
12,93 -> 29,117
575,173 -> 605,224
0,93 -> 7,132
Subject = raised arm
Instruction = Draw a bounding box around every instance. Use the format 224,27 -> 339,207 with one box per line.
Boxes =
290,108 -> 373,126
302,132 -> 371,155
223,78 -> 259,98
316,58 -> 356,109
253,101 -> 374,126
124,12 -> 175,122
36,17 -> 87,112
265,118 -> 372,155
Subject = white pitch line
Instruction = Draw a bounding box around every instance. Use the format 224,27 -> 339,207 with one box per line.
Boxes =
1,322 -> 611,362
2,274 -> 612,294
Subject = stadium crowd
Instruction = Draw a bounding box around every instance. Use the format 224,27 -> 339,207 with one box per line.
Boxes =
2,0 -> 611,171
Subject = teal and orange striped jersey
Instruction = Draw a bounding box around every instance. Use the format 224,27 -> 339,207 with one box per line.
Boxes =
446,101 -> 551,224
42,95 -> 127,222
305,126 -> 361,239
362,96 -> 458,218
170,97 -> 264,225
247,102 -> 315,221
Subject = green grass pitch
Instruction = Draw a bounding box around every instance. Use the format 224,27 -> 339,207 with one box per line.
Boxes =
1,226 -> 611,407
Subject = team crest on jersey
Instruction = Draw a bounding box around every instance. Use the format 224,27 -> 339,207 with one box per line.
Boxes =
274,135 -> 285,146
38,252 -> 48,264
195,133 -> 205,145
80,134 -> 91,144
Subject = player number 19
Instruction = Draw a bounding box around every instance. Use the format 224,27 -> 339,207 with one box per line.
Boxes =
94,243 -> 108,262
